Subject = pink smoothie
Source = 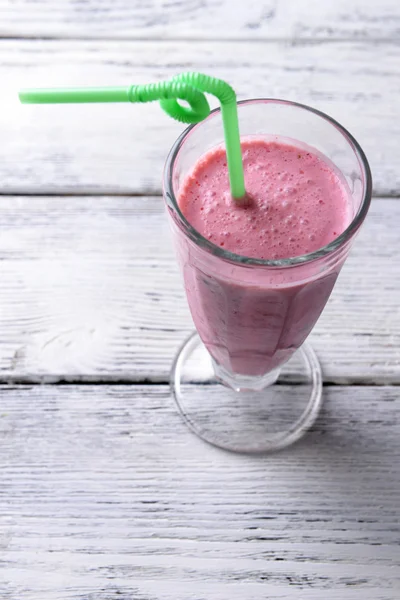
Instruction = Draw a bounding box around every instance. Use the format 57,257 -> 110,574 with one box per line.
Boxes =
176,138 -> 352,377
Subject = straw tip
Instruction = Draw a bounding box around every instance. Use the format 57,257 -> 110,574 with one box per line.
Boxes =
18,90 -> 31,104
233,192 -> 252,207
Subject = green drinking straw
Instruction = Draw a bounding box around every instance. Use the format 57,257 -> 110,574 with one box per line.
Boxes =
19,72 -> 246,201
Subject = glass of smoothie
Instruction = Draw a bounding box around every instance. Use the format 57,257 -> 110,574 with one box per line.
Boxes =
19,77 -> 371,454
164,99 -> 372,453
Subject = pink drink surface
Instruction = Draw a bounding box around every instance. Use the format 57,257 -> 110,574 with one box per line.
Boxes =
179,139 -> 350,260
177,138 -> 352,377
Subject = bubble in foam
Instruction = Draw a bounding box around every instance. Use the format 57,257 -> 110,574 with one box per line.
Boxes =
223,191 -> 232,205
284,186 -> 297,196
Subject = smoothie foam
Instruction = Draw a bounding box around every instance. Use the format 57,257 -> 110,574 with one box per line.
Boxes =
179,138 -> 351,260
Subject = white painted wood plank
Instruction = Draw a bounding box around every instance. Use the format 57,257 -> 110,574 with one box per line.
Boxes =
0,196 -> 398,384
0,0 -> 399,40
0,384 -> 399,599
2,39 -> 399,195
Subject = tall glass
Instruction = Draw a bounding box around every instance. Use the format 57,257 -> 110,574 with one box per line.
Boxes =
163,100 -> 372,453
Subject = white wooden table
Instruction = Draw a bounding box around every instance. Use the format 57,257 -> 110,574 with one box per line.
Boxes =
1,2 -> 399,598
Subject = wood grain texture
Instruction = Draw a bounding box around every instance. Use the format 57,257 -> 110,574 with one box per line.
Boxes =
0,195 -> 398,384
2,39 -> 399,195
0,384 -> 399,599
1,0 -> 399,40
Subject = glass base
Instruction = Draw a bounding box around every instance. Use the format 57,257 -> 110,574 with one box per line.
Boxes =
170,332 -> 323,454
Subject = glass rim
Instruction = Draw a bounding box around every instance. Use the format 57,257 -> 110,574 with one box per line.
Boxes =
163,98 -> 372,268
